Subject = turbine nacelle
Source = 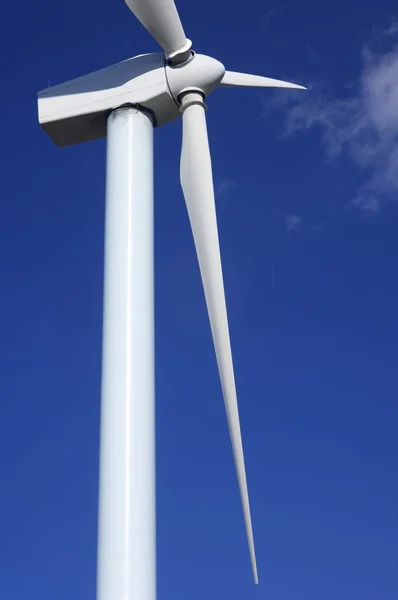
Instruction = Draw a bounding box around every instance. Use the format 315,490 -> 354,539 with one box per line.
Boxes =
38,53 -> 178,147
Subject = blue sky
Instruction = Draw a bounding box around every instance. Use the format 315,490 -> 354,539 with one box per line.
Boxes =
1,0 -> 398,598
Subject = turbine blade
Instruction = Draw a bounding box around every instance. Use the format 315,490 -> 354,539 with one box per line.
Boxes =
179,91 -> 258,585
125,0 -> 191,59
219,70 -> 306,90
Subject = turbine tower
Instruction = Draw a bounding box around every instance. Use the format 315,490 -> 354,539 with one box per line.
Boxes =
37,1 -> 305,598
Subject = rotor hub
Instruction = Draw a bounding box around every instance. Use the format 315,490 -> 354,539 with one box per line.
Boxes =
165,53 -> 225,103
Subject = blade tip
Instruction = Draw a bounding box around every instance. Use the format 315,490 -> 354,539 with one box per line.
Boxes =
287,83 -> 307,90
252,564 -> 259,585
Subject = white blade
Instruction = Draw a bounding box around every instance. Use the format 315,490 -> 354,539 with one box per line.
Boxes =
125,0 -> 189,57
179,92 -> 258,585
219,70 -> 306,90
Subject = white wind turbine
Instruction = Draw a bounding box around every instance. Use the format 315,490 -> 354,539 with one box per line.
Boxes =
38,1 -> 305,598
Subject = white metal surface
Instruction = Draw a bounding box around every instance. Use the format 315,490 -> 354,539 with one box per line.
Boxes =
38,0 -> 307,586
37,54 -> 177,146
165,54 -> 225,100
179,92 -> 258,584
219,70 -> 306,89
37,51 -> 305,149
125,0 -> 191,60
97,107 -> 156,600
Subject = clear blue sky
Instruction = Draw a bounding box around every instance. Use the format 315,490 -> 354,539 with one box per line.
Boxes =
1,0 -> 398,598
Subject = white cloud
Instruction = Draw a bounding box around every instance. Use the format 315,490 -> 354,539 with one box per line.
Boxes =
273,210 -> 303,231
215,179 -> 238,196
262,5 -> 285,21
265,22 -> 398,213
215,179 -> 238,210
285,213 -> 303,231
273,210 -> 323,234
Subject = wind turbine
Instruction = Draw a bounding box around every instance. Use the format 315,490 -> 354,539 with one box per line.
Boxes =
37,1 -> 305,598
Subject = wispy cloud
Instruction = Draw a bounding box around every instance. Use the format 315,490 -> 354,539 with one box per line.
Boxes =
215,178 -> 238,210
285,213 -> 303,231
273,210 -> 322,233
263,5 -> 285,20
261,5 -> 286,28
305,43 -> 317,61
215,179 -> 238,196
264,21 -> 398,213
